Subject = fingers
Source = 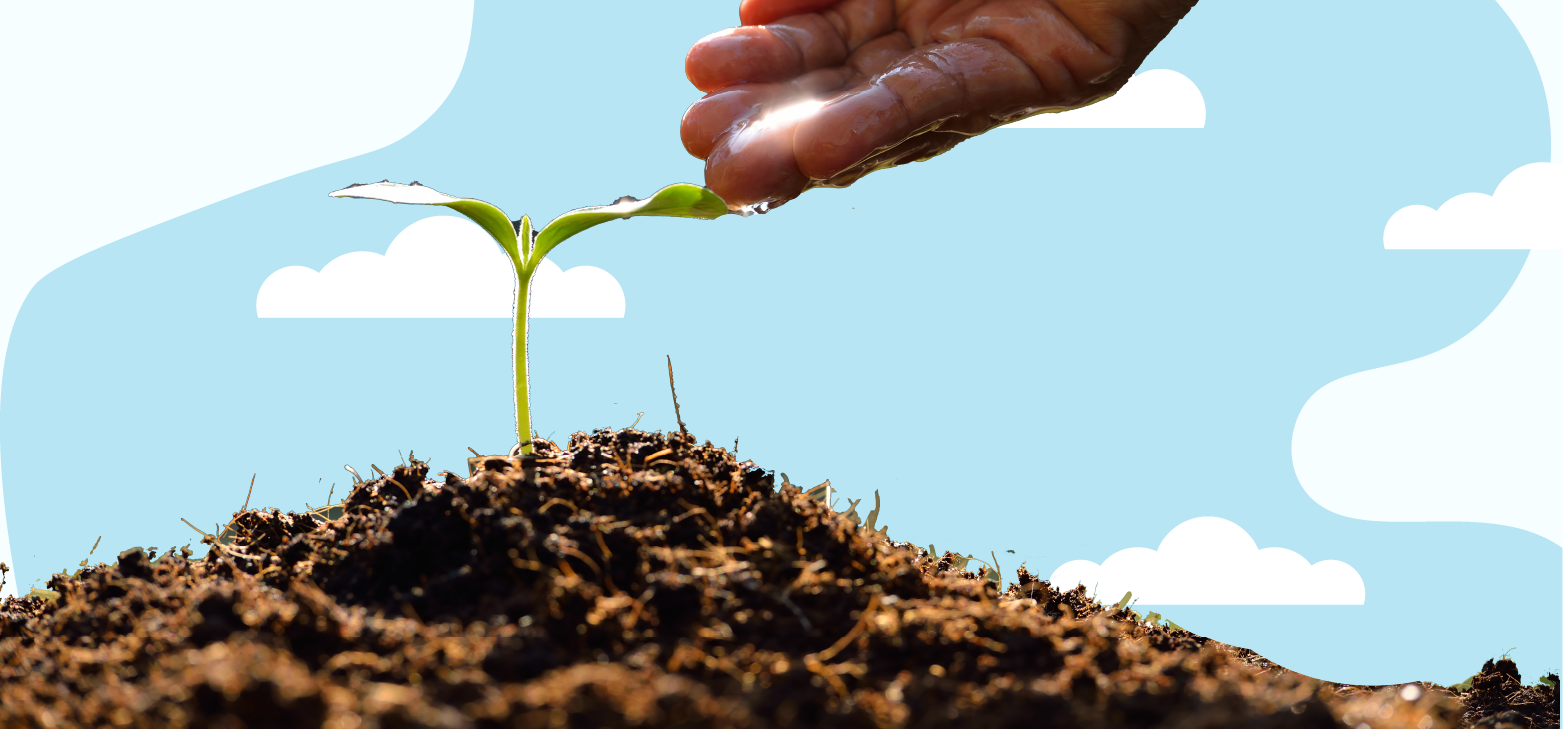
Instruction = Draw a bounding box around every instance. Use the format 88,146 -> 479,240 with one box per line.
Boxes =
816,0 -> 898,49
697,35 -> 1042,207
845,32 -> 915,77
690,0 -> 899,91
704,114 -> 813,210
793,38 -> 1042,180
681,67 -> 856,160
681,87 -> 777,160
926,0 -> 1127,99
686,14 -> 850,91
739,0 -> 897,43
893,0 -> 963,45
691,0 -> 1196,209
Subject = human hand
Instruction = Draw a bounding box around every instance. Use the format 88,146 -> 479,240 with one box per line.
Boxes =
681,0 -> 1197,212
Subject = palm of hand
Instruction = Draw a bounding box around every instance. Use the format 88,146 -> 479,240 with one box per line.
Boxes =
681,0 -> 1195,211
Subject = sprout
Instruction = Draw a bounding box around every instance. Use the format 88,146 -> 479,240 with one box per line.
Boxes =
330,182 -> 727,455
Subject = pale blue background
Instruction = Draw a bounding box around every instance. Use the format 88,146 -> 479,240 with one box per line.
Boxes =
4,1 -> 1557,685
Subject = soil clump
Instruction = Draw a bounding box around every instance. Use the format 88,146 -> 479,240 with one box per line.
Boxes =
0,428 -> 1553,727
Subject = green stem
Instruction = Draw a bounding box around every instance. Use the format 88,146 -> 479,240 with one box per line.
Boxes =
514,264 -> 534,456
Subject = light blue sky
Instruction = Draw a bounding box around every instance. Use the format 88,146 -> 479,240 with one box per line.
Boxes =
2,1 -> 1557,686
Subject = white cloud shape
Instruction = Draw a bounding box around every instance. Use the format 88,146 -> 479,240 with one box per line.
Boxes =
257,216 -> 625,318
1293,250 -> 1561,545
1384,162 -> 1561,249
1047,517 -> 1365,605
1003,69 -> 1205,129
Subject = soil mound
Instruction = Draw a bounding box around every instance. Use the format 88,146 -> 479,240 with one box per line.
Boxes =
1449,659 -> 1558,729
0,429 -> 1543,727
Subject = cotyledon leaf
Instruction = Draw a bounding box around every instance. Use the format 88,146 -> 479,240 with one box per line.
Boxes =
328,181 -> 522,264
531,183 -> 726,263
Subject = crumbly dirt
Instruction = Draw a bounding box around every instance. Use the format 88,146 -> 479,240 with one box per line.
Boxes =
0,428 -> 1555,727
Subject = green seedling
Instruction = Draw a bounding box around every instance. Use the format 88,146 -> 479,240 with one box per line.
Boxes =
966,551 -> 1004,588
790,475 -> 832,506
77,536 -> 102,568
330,181 -> 726,455
924,545 -> 974,572
841,497 -> 864,525
25,588 -> 60,603
861,490 -> 889,539
1113,590 -> 1134,612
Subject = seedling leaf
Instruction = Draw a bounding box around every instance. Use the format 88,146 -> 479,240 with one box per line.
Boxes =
532,184 -> 726,262
25,588 -> 60,603
328,181 -> 521,263
863,490 -> 882,532
1114,591 -> 1133,611
842,498 -> 863,525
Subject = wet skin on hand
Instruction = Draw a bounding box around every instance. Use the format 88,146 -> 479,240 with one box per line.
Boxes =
681,0 -> 1198,212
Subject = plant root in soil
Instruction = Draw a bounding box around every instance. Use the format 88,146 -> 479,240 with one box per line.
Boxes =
0,429 -> 1555,728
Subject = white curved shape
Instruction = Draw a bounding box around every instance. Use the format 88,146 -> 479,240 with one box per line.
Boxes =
1385,163 -> 1562,249
1293,250 -> 1562,546
1493,0 -> 1560,162
1004,69 -> 1205,129
1048,517 -> 1366,605
530,260 -> 627,319
257,216 -> 625,318
329,181 -> 465,206
0,0 -> 474,597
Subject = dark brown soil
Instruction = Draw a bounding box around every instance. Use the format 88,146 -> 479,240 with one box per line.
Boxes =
0,428 -> 1554,727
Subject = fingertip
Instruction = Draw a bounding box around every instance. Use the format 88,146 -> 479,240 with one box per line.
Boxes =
704,122 -> 810,210
685,27 -> 802,91
738,0 -> 841,26
681,87 -> 774,160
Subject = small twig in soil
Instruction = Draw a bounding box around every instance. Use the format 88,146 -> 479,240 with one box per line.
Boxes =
387,479 -> 413,501
398,451 -> 406,466
733,437 -> 739,456
371,464 -> 386,477
78,535 -> 103,567
214,476 -> 259,546
180,518 -> 263,561
241,474 -> 255,513
344,464 -> 363,485
629,412 -> 644,429
667,355 -> 688,437
183,519 -> 217,542
863,490 -> 883,533
807,594 -> 881,664
467,447 -> 481,457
